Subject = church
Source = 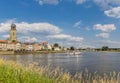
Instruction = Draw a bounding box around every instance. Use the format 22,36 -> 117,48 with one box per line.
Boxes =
0,24 -> 17,43
0,24 -> 18,51
0,24 -> 56,51
8,24 -> 17,43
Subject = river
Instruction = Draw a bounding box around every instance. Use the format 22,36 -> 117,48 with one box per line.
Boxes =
0,52 -> 120,75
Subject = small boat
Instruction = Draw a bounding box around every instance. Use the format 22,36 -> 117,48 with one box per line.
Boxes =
68,51 -> 82,55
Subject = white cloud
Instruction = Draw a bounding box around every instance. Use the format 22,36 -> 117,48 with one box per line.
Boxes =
93,24 -> 116,32
35,0 -> 120,7
17,22 -> 61,34
76,0 -> 86,4
104,7 -> 120,19
77,0 -> 120,7
36,0 -> 86,5
93,0 -> 110,9
79,44 -> 95,48
47,34 -> 84,42
94,40 -> 120,48
96,33 -> 109,39
104,40 -> 120,45
0,21 -> 61,35
37,0 -> 60,5
0,19 -> 16,33
55,41 -> 95,48
73,20 -> 81,28
2,34 -> 9,39
76,0 -> 120,8
18,36 -> 38,42
93,0 -> 120,9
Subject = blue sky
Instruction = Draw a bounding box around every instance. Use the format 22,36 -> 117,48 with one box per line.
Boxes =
0,0 -> 120,48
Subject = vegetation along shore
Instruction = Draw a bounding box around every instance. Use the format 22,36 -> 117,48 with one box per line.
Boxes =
0,59 -> 119,83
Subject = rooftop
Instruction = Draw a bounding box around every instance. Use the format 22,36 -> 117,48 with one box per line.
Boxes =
0,40 -> 7,43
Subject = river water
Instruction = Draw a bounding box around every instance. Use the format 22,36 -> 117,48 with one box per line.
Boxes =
0,52 -> 120,75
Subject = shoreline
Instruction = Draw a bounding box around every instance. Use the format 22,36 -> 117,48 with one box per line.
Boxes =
0,50 -> 66,55
0,50 -> 120,55
95,50 -> 120,53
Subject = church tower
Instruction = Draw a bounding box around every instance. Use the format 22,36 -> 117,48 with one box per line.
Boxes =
10,24 -> 17,42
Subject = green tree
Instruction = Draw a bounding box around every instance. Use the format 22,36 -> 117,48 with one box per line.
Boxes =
70,46 -> 75,51
12,40 -> 16,42
102,46 -> 109,51
54,43 -> 59,47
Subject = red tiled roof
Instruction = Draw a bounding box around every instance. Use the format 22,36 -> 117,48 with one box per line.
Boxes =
0,40 -> 7,43
42,42 -> 48,45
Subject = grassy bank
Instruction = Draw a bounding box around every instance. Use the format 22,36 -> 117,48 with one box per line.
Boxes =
0,59 -> 120,83
0,59 -> 54,83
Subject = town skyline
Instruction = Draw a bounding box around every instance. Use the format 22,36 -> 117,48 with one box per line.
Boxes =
0,0 -> 120,48
0,23 -> 66,52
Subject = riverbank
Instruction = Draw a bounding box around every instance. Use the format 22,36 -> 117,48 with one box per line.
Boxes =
0,59 -> 54,83
95,50 -> 120,52
0,59 -> 119,83
0,50 -> 66,55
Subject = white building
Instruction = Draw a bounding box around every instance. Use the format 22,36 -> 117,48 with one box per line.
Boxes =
15,43 -> 21,50
7,43 -> 15,51
41,42 -> 52,50
54,47 -> 61,51
0,40 -> 7,51
26,43 -> 33,51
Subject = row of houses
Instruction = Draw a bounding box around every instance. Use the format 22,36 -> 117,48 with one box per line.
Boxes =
0,40 -> 65,51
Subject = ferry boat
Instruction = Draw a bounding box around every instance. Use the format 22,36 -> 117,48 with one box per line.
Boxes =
68,51 -> 82,55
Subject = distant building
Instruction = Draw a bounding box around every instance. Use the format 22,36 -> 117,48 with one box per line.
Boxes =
62,47 -> 67,51
54,47 -> 61,51
0,40 -> 7,51
33,43 -> 40,51
10,24 -> 17,43
41,42 -> 52,50
15,42 -> 21,50
0,24 -> 65,52
26,43 -> 33,51
39,44 -> 42,50
7,43 -> 15,51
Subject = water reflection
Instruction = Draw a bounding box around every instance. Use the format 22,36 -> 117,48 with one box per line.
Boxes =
0,52 -> 120,75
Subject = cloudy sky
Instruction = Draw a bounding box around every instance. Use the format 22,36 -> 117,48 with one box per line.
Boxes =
0,0 -> 120,48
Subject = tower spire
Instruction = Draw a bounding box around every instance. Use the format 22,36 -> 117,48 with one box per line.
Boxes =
10,24 -> 17,42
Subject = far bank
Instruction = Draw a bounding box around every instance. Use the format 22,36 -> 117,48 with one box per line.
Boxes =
0,50 -> 66,55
